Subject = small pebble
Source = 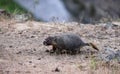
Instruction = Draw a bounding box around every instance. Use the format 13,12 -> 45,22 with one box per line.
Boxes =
31,36 -> 35,38
54,68 -> 60,72
29,61 -> 32,63
16,51 -> 22,54
9,45 -> 13,48
118,62 -> 120,64
45,50 -> 50,52
38,58 -> 41,60
33,48 -> 36,51
85,56 -> 88,58
18,63 -> 23,65
33,65 -> 36,68
18,32 -> 22,34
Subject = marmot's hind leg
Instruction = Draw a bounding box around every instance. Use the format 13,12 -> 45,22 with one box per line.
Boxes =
55,48 -> 66,54
72,48 -> 81,55
67,48 -> 79,55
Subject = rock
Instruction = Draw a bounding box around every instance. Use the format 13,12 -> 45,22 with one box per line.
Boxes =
14,0 -> 72,22
14,14 -> 31,22
99,47 -> 120,63
13,0 -> 120,23
115,50 -> 120,62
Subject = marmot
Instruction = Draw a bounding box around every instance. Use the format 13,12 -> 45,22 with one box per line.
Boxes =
43,33 -> 99,54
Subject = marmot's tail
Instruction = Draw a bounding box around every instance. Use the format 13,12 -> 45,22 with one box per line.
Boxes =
89,43 -> 99,51
85,43 -> 99,51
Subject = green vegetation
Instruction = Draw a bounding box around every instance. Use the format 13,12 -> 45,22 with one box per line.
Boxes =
0,0 -> 26,14
90,58 -> 97,70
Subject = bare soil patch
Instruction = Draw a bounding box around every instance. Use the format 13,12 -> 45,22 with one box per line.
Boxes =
0,20 -> 120,74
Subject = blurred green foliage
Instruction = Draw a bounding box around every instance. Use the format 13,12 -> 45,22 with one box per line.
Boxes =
0,0 -> 26,14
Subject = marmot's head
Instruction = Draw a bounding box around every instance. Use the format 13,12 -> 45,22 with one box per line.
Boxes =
43,36 -> 57,46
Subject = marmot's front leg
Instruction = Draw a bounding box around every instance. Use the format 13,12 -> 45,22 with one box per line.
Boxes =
55,48 -> 64,54
69,48 -> 80,55
70,49 -> 77,55
49,45 -> 57,53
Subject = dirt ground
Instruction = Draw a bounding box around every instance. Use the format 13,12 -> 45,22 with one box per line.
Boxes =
0,20 -> 120,74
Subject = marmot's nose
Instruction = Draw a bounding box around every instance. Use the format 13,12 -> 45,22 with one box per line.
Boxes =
43,41 -> 47,45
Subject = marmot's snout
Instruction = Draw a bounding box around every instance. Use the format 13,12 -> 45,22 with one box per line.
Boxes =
43,40 -> 47,45
43,39 -> 51,46
43,36 -> 55,46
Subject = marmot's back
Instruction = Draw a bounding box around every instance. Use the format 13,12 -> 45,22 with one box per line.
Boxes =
55,33 -> 85,50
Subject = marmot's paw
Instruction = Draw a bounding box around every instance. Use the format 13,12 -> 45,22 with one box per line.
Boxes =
49,49 -> 56,53
45,49 -> 55,53
45,49 -> 50,52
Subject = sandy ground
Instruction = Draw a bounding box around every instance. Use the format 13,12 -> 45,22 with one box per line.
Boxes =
0,20 -> 120,74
